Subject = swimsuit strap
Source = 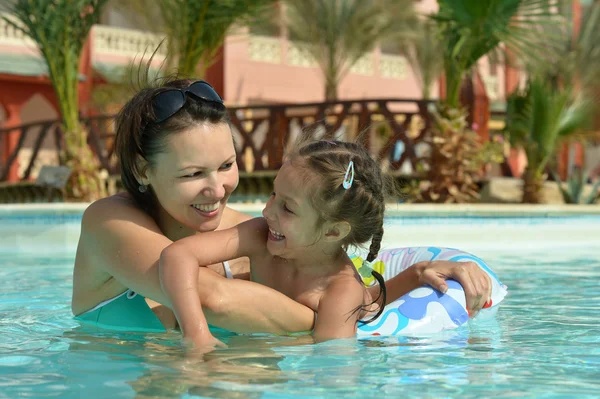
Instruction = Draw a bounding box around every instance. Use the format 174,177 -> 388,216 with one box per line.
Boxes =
223,261 -> 233,279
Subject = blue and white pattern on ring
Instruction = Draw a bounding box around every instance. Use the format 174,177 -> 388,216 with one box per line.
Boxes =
352,247 -> 508,337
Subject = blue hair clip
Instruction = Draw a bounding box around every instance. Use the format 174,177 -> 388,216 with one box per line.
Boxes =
343,160 -> 354,190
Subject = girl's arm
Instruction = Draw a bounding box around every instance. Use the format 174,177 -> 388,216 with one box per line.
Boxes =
312,278 -> 365,342
367,260 -> 492,317
159,217 -> 268,346
75,198 -> 314,335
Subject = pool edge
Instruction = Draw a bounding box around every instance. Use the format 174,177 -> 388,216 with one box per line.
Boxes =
1,202 -> 599,217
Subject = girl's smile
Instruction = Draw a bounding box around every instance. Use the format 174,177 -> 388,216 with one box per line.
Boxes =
268,227 -> 285,241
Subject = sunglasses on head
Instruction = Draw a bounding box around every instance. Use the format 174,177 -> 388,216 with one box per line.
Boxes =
151,80 -> 224,124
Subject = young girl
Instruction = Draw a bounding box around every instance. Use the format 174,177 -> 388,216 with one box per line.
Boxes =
159,139 -> 389,348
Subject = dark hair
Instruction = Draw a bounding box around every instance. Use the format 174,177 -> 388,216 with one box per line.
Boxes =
288,139 -> 388,324
114,79 -> 229,213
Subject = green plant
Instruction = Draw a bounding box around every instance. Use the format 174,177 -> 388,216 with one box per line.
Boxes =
416,106 -> 494,203
113,0 -> 275,78
552,168 -> 600,204
91,63 -> 139,113
4,0 -> 108,201
502,1 -> 600,204
504,76 -> 593,203
434,0 -> 561,109
399,17 -> 444,100
527,1 -> 600,96
285,0 -> 418,100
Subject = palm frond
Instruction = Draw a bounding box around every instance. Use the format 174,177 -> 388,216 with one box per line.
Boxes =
521,1 -> 600,92
435,0 -> 565,107
576,1 -> 600,89
528,78 -> 568,159
167,0 -> 277,77
111,0 -> 166,32
556,94 -> 593,137
504,75 -> 593,174
112,0 -> 276,78
505,88 -> 532,148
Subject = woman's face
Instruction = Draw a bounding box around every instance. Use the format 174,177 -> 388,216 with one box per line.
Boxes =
145,122 -> 239,232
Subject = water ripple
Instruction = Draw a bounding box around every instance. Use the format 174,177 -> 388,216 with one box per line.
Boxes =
1,248 -> 599,398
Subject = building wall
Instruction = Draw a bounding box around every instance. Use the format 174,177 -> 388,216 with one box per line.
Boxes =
224,33 -> 426,106
223,0 -> 439,105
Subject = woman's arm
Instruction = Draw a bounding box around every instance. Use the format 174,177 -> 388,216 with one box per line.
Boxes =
74,198 -> 314,333
159,218 -> 267,345
199,271 -> 315,334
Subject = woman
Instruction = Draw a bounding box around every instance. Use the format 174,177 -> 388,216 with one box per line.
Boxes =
71,79 -> 491,335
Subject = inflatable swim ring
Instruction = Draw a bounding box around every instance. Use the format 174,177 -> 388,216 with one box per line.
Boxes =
352,247 -> 507,337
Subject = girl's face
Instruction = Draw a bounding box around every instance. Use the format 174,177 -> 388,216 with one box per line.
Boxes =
262,161 -> 325,259
145,122 -> 239,233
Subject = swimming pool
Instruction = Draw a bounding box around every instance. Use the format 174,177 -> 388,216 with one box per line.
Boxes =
1,204 -> 599,399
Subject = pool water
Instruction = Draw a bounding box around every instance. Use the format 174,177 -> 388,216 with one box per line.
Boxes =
1,211 -> 600,398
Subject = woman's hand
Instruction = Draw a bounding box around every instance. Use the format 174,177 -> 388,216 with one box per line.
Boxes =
415,260 -> 492,318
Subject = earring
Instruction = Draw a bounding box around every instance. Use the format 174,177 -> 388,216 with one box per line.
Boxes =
138,184 -> 147,193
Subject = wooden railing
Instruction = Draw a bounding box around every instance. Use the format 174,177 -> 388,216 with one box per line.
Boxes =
1,119 -> 64,182
1,99 -> 433,182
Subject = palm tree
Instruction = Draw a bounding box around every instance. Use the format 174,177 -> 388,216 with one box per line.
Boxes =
399,17 -> 444,101
284,0 -> 418,101
434,0 -> 562,109
4,0 -> 108,201
504,1 -> 600,203
113,0 -> 276,78
504,76 -> 592,203
529,0 -> 600,93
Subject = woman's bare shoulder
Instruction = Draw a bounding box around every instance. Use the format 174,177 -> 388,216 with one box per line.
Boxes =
81,193 -> 159,233
84,192 -> 137,212
73,193 -> 175,314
